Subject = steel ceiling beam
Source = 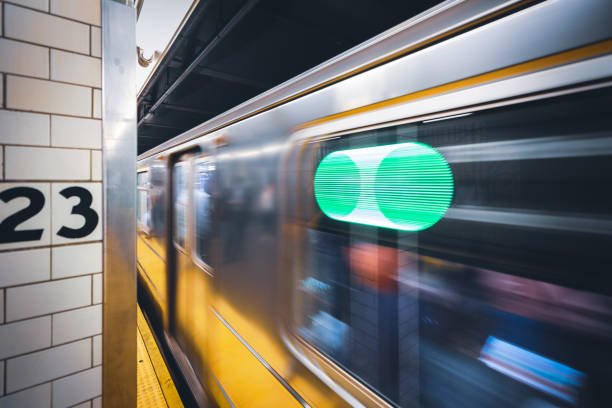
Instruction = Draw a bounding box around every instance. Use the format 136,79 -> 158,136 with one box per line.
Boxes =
167,61 -> 269,90
141,0 -> 260,121
195,66 -> 269,89
139,122 -> 185,130
138,134 -> 170,140
160,102 -> 216,115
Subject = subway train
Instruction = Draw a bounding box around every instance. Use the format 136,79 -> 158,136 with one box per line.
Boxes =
136,1 -> 612,407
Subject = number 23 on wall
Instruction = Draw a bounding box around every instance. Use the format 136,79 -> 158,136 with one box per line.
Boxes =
0,183 -> 102,249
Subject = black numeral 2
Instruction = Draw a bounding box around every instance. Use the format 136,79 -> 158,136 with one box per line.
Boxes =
0,187 -> 45,243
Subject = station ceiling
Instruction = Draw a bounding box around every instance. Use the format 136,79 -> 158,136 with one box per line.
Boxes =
136,0 -> 440,155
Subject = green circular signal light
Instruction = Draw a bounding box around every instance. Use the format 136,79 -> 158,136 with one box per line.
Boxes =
375,143 -> 453,231
313,142 -> 453,231
314,153 -> 361,218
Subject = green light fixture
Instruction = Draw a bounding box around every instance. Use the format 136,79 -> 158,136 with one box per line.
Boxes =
314,142 -> 453,231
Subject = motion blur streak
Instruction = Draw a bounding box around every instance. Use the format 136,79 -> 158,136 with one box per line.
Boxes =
479,336 -> 584,405
438,132 -> 612,163
445,206 -> 612,235
135,1 -> 612,407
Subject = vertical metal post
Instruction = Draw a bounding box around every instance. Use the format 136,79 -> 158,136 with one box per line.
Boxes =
102,0 -> 137,407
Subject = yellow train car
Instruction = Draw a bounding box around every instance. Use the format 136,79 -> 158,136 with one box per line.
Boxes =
137,1 -> 612,406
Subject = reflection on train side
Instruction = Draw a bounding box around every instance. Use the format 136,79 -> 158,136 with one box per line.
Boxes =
136,83 -> 612,407
297,235 -> 612,407
289,87 -> 612,408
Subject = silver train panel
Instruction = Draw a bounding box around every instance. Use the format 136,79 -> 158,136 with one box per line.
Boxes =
136,1 -> 612,407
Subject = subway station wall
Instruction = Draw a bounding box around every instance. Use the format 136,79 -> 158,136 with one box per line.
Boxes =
0,1 -> 103,407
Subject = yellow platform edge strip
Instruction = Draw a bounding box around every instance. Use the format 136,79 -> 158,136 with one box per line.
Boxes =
137,305 -> 184,408
137,327 -> 168,408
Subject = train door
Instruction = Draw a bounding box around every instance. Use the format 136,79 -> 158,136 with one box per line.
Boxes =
171,155 -> 192,357
171,152 -> 215,396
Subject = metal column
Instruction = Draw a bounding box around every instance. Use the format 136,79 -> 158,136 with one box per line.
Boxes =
102,0 -> 137,406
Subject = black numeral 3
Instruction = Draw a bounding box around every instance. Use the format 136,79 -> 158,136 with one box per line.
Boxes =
57,186 -> 99,239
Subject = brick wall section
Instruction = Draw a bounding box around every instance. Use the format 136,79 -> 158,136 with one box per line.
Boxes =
0,1 -> 104,407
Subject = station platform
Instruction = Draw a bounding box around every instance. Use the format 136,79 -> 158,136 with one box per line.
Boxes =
137,305 -> 183,408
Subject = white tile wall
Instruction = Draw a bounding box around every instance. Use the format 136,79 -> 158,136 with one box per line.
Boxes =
51,183 -> 102,244
52,366 -> 101,408
93,89 -> 102,119
5,276 -> 91,322
0,183 -> 51,251
91,26 -> 101,58
6,338 -> 91,392
51,242 -> 102,279
1,0 -> 106,404
6,0 -> 50,12
51,115 -> 101,149
51,50 -> 101,88
5,146 -> 90,180
0,383 -> 51,408
0,248 -> 50,287
92,335 -> 101,366
6,75 -> 92,117
0,316 -> 51,359
52,305 -> 101,345
0,38 -> 49,79
91,150 -> 102,181
51,0 -> 101,26
92,273 -> 102,304
0,110 -> 50,146
4,4 -> 89,54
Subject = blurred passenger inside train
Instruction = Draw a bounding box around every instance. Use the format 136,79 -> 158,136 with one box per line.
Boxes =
297,231 -> 612,407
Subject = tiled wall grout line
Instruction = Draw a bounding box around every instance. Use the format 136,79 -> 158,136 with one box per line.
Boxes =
2,178 -> 103,183
1,107 -> 102,121
2,105 -> 99,121
2,1 -> 49,15
0,143 -> 102,151
6,72 -> 101,92
1,302 -> 101,333
2,35 -> 101,59
3,1 -> 101,28
2,364 -> 102,398
0,239 -> 103,254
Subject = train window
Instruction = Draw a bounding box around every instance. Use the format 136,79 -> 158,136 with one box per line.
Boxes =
194,159 -> 215,265
173,162 -> 189,249
292,86 -> 612,407
137,170 -> 150,232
